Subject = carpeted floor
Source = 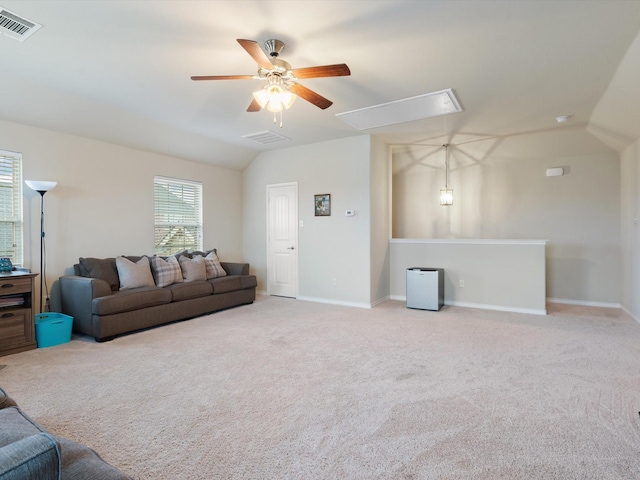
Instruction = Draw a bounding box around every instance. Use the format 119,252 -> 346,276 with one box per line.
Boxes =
2,296 -> 640,479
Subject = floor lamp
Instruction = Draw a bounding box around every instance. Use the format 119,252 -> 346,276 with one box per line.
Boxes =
25,180 -> 57,314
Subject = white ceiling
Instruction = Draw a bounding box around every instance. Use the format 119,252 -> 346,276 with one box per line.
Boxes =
1,0 -> 639,170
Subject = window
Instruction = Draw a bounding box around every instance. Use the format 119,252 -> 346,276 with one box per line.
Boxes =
154,176 -> 202,256
0,150 -> 23,265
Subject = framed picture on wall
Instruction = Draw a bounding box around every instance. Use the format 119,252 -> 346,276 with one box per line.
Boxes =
314,194 -> 331,216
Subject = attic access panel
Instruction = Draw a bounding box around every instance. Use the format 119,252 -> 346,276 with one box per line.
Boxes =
336,88 -> 462,131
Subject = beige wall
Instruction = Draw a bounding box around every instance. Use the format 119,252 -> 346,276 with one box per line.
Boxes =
369,137 -> 391,305
621,139 -> 640,320
589,29 -> 640,321
0,118 -> 243,311
243,136 -> 374,307
392,127 -> 621,305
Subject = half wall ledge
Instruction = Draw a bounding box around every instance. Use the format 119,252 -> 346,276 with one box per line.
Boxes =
390,239 -> 548,315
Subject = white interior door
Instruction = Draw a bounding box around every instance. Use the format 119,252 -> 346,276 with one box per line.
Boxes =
267,183 -> 298,298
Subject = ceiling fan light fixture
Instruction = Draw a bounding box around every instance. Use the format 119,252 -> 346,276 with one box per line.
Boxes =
253,83 -> 296,113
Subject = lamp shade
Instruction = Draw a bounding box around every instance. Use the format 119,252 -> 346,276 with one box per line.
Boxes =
25,180 -> 57,193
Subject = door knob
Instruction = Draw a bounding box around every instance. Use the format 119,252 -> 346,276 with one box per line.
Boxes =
287,246 -> 295,250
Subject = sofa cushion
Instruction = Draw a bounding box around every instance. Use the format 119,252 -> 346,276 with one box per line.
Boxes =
208,275 -> 243,294
202,251 -> 227,279
115,256 -> 155,291
188,249 -> 215,258
0,386 -> 17,410
179,255 -> 206,282
78,258 -> 119,292
166,281 -> 212,302
0,407 -> 45,447
55,436 -> 132,480
92,287 -> 172,316
0,407 -> 130,479
0,433 -> 61,480
150,255 -> 183,288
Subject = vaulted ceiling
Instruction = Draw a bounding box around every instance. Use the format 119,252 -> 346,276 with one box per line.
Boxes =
1,1 -> 639,170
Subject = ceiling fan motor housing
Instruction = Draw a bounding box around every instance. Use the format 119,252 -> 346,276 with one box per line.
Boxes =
264,39 -> 285,57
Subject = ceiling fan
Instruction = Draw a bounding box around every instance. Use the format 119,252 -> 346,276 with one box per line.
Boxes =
191,39 -> 351,114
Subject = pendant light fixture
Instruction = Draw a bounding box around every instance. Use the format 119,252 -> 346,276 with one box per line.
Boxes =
440,143 -> 453,206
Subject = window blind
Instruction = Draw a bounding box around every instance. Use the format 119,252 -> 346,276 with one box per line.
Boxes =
154,176 -> 203,256
0,150 -> 22,265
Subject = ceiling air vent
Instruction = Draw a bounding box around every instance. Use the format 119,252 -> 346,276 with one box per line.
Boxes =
242,130 -> 290,146
0,7 -> 42,41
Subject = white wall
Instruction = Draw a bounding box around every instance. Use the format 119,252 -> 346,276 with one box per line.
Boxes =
621,139 -> 640,320
392,127 -> 621,306
243,135 -> 373,307
0,118 -> 243,311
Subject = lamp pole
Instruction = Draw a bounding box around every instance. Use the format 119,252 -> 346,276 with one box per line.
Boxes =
24,180 -> 57,314
36,190 -> 46,313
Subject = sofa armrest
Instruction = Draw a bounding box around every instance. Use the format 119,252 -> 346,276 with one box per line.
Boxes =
0,433 -> 61,480
221,262 -> 250,276
60,275 -> 112,337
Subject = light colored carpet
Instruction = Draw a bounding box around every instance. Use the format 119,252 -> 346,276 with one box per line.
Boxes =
2,297 -> 640,479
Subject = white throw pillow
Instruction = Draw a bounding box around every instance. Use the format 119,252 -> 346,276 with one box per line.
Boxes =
116,256 -> 155,290
150,255 -> 184,288
179,255 -> 207,282
203,251 -> 227,279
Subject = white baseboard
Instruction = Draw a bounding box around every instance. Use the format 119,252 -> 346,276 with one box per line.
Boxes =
447,300 -> 547,316
621,306 -> 640,323
371,295 -> 390,308
261,292 -> 383,309
389,295 -> 546,315
295,295 -> 372,309
546,297 -> 622,309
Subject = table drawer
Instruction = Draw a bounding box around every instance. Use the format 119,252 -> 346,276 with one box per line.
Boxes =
0,277 -> 31,295
0,309 -> 28,346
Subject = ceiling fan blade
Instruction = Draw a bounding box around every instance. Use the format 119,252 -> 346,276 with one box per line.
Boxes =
289,83 -> 333,110
191,75 -> 254,81
292,64 -> 351,79
237,39 -> 273,70
247,98 -> 262,112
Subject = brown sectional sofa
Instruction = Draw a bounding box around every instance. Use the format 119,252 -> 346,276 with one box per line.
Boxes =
59,252 -> 257,342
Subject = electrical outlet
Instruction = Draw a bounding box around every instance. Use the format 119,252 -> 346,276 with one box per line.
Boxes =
332,278 -> 337,286
459,280 -> 465,288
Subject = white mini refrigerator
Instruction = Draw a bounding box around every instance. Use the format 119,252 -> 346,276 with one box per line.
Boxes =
406,268 -> 444,311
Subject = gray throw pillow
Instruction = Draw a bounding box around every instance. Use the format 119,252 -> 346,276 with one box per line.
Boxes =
203,251 -> 227,279
150,255 -> 184,288
179,255 -> 206,282
78,257 -> 119,291
115,256 -> 155,290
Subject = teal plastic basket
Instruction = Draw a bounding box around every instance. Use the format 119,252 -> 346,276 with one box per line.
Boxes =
35,313 -> 73,348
